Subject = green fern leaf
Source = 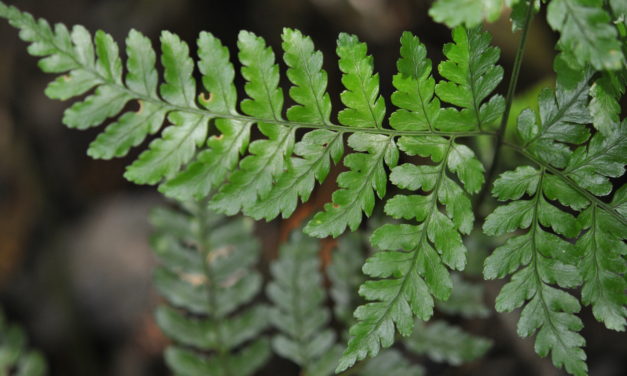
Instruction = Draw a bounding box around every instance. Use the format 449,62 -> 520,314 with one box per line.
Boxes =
336,136 -> 484,371
336,28 -> 495,369
305,33 -> 394,238
83,29 -> 166,159
164,339 -> 269,376
160,32 -> 250,201
246,29 -> 342,220
305,133 -> 398,238
151,205 -> 270,376
589,72 -> 624,136
547,0 -> 625,71
267,231 -> 341,375
336,33 -> 386,129
358,350 -> 425,376
436,274 -> 490,318
328,233 -> 368,325
209,31 -> 293,215
564,120 -> 626,196
125,32 -> 209,184
518,72 -> 591,168
390,32 -> 439,131
484,168 -> 587,376
429,0 -> 519,27
435,26 -> 504,131
578,191 -> 627,331
404,320 -> 491,365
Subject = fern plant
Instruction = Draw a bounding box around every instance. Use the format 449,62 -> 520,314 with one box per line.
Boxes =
0,0 -> 625,375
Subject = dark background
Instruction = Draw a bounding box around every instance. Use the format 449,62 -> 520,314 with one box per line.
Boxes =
0,0 -> 624,375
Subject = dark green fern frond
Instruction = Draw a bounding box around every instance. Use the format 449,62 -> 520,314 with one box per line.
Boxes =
150,205 -> 270,376
404,320 -> 491,366
485,63 -> 626,374
436,274 -> 490,319
327,233 -> 368,326
358,350 -> 425,376
267,231 -> 342,376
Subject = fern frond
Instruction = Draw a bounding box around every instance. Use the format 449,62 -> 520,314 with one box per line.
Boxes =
304,33 -> 395,238
484,167 -> 588,375
564,120 -> 626,196
246,28 -> 342,220
0,309 -> 47,376
0,4 -> 497,240
589,71 -> 625,136
267,231 -> 342,376
209,31 -> 293,215
150,205 -> 270,376
335,27 -> 496,371
577,188 -> 627,332
507,69 -> 626,338
328,233 -> 368,325
436,274 -> 490,318
404,320 -> 491,365
305,133 -> 398,238
161,32 -> 250,201
429,0 -> 521,27
390,32 -> 439,131
358,350 -> 425,376
518,72 -> 592,168
547,0 -> 625,71
435,26 -> 504,131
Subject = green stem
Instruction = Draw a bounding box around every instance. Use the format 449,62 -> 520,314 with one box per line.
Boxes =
480,0 -> 535,203
195,200 -> 234,376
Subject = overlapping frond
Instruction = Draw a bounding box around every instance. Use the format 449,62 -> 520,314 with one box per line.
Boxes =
267,232 -> 342,376
547,0 -> 625,71
404,321 -> 491,365
150,205 -> 270,376
327,233 -> 367,325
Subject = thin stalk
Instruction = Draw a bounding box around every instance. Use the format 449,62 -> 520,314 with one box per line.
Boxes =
479,1 -> 535,204
196,199 -> 234,376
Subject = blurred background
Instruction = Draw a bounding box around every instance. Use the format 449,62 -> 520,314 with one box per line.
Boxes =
0,0 -> 624,375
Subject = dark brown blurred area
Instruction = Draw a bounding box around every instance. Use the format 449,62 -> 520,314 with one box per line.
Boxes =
0,1 -> 624,375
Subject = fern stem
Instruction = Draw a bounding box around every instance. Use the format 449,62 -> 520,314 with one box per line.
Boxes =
195,200 -> 234,376
481,0 -> 535,200
504,141 -> 627,227
113,90 -> 493,138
